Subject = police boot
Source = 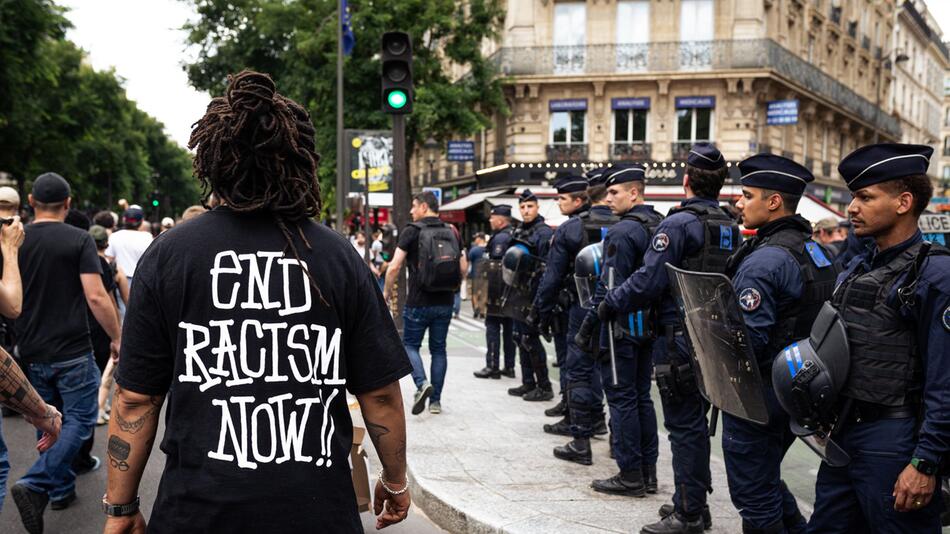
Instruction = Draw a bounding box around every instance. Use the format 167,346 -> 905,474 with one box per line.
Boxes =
642,464 -> 658,494
591,470 -> 646,497
544,397 -> 567,417
553,438 -> 592,466
500,367 -> 516,378
523,386 -> 554,402
640,512 -> 704,534
658,504 -> 711,531
741,519 -> 785,534
543,416 -> 572,436
473,367 -> 501,379
508,384 -> 536,397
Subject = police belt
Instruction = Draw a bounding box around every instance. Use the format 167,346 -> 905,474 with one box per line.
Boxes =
845,400 -> 919,424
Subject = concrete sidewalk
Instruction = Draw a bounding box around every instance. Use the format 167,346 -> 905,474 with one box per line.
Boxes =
399,327 -> 743,534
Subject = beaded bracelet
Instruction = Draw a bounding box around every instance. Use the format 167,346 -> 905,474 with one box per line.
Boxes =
377,469 -> 409,495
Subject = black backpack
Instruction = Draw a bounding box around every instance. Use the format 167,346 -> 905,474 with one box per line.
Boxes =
410,221 -> 462,292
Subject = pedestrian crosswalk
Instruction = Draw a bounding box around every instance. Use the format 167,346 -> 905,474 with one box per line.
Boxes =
448,313 -> 486,332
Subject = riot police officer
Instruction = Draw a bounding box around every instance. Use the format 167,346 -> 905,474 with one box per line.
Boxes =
600,144 -> 739,533
474,204 -> 517,379
576,164 -> 663,495
722,154 -> 838,534
535,175 -> 611,464
798,143 -> 950,532
507,189 -> 555,401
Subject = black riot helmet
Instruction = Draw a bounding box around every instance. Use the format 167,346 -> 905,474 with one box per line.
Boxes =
573,243 -> 603,310
772,301 -> 850,437
501,242 -> 544,287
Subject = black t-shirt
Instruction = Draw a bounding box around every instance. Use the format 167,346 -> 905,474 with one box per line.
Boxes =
88,256 -> 117,351
115,207 -> 411,534
397,216 -> 461,308
16,222 -> 101,362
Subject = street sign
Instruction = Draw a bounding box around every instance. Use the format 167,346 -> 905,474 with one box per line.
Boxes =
447,141 -> 475,162
767,99 -> 799,125
920,213 -> 950,245
423,187 -> 442,207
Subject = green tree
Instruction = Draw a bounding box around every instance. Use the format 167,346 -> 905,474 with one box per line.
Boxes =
182,0 -> 507,217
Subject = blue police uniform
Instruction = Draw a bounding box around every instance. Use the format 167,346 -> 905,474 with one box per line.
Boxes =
805,144 -> 950,533
722,154 -> 836,534
602,144 -> 738,531
483,218 -> 515,373
583,166 -> 663,494
511,209 -> 554,395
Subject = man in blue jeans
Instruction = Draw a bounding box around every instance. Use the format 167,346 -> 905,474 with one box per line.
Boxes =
385,192 -> 466,416
11,173 -> 122,534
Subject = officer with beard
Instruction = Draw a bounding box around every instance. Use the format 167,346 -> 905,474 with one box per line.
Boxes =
722,154 -> 838,534
507,190 -> 555,402
803,143 -> 950,533
576,164 -> 663,496
474,205 -> 516,379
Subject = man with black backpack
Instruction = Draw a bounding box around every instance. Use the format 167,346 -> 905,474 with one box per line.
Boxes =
385,192 -> 466,416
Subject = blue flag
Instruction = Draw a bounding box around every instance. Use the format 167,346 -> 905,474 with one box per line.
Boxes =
341,0 -> 355,56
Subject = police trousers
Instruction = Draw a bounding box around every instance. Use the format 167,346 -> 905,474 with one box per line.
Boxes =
484,315 -> 515,370
808,416 -> 941,534
653,332 -> 711,519
600,339 -> 658,473
565,303 -> 604,439
722,384 -> 806,533
513,320 -> 550,389
554,316 -> 568,393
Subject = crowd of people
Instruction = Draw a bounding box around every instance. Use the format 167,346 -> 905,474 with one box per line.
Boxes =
387,141 -> 949,534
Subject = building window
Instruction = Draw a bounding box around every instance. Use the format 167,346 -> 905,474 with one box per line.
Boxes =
551,111 -> 586,145
614,109 -> 648,143
679,0 -> 714,69
944,137 -> 950,157
616,0 -> 649,71
943,166 -> 950,180
676,108 -> 712,143
553,2 -> 586,74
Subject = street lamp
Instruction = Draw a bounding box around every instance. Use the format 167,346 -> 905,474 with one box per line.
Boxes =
424,137 -> 439,183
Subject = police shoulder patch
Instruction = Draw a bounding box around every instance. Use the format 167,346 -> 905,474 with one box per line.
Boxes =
738,288 -> 762,312
943,305 -> 950,332
652,233 -> 670,252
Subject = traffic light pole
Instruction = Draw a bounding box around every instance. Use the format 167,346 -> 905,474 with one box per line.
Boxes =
334,0 -> 345,232
391,113 -> 409,333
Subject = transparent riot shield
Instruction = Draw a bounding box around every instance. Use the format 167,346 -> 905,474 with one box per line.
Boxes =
665,264 -> 770,425
477,259 -> 505,317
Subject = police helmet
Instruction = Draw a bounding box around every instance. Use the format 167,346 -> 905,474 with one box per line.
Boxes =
502,242 -> 542,287
573,243 -> 603,310
772,302 -> 850,436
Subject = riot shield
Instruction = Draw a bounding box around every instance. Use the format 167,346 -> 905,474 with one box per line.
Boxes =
665,264 -> 770,425
477,259 -> 505,317
794,430 -> 851,468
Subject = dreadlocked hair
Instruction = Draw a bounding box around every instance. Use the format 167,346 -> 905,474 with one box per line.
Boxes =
188,70 -> 329,307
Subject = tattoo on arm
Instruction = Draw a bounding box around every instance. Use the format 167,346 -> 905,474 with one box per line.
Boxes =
112,385 -> 163,435
365,419 -> 391,443
108,435 -> 131,472
0,348 -> 48,419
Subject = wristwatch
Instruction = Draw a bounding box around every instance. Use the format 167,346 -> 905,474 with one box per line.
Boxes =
910,457 -> 938,476
101,495 -> 140,517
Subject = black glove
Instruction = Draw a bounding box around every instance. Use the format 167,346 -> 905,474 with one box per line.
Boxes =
597,301 -> 615,323
538,313 -> 554,342
525,307 -> 541,329
574,315 -> 596,352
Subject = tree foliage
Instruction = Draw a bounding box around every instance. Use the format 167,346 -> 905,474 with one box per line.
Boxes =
0,0 -> 200,216
182,0 -> 507,216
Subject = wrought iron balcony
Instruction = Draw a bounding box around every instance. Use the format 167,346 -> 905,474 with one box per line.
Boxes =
546,144 -> 588,162
489,39 -> 901,138
610,142 -> 652,161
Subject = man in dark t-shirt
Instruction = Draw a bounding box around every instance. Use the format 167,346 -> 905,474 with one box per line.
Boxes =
104,71 -> 413,534
11,173 -> 122,532
384,192 -> 466,417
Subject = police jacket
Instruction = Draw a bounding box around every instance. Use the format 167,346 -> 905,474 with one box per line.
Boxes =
512,215 -> 553,259
831,231 -> 950,465
487,225 -> 513,260
604,197 -> 740,327
534,204 -> 595,313
728,215 -> 838,369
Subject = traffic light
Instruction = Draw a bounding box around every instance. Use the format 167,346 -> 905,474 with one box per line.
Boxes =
150,190 -> 160,208
381,32 -> 412,114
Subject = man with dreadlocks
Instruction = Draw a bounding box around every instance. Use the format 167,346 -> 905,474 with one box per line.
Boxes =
102,71 -> 414,534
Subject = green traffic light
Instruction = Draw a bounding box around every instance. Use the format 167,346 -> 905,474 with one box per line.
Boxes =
152,199 -> 159,207
387,90 -> 407,109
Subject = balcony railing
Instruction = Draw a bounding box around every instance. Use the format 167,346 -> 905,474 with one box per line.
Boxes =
546,144 -> 588,162
610,142 -> 652,161
489,39 -> 901,138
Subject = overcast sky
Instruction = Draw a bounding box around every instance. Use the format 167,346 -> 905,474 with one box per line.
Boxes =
61,1 -> 950,150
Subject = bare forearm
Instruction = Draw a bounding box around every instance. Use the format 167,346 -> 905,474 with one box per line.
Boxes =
357,382 -> 408,482
106,385 -> 164,504
90,293 -> 122,340
0,246 -> 21,317
384,264 -> 399,297
0,347 -> 50,419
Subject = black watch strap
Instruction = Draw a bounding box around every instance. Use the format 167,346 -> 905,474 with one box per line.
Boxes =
101,495 -> 140,517
911,457 -> 938,476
